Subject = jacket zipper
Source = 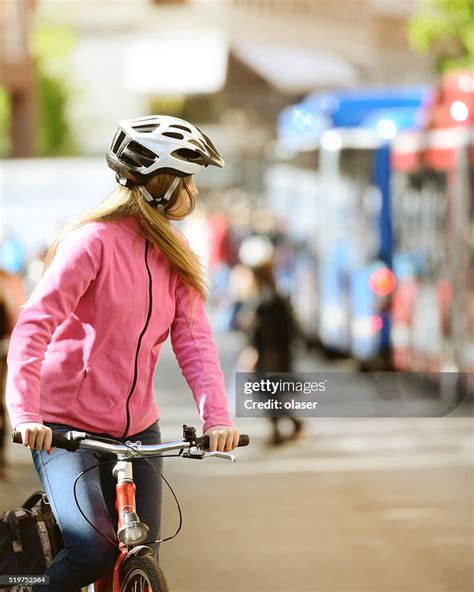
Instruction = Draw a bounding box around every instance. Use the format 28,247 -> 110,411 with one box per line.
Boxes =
122,240 -> 153,437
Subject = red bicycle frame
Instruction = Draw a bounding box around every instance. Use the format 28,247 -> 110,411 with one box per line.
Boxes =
93,465 -> 145,591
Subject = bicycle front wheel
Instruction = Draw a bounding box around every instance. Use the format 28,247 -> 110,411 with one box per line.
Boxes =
120,555 -> 169,592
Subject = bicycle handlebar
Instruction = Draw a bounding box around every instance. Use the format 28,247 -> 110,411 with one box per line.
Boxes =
12,431 -> 81,451
201,434 -> 249,450
12,430 -> 250,457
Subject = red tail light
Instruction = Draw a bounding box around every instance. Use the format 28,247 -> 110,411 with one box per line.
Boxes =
369,268 -> 396,296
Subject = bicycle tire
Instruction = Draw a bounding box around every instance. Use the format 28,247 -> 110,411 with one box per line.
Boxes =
120,555 -> 169,592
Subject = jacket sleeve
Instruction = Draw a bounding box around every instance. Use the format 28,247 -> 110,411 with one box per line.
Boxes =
170,277 -> 233,433
6,226 -> 103,430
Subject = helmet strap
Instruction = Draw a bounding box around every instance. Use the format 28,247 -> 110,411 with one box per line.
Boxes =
162,177 -> 181,203
138,177 -> 181,213
115,173 -> 136,189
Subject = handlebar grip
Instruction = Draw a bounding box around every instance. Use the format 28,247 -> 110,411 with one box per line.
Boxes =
12,431 -> 22,444
238,435 -> 250,447
11,431 -> 80,452
202,434 -> 249,450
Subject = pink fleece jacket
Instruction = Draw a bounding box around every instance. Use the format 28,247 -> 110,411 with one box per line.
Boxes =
6,215 -> 234,437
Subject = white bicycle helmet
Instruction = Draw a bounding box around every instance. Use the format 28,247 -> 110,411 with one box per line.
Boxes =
106,115 -> 225,209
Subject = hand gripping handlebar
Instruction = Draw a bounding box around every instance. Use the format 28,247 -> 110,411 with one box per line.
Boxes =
12,430 -> 250,453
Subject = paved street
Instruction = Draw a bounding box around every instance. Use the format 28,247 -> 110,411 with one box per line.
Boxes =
1,332 -> 472,592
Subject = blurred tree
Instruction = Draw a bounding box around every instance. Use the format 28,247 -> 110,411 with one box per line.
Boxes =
36,74 -> 73,156
31,26 -> 77,156
408,0 -> 474,73
0,89 -> 12,157
148,97 -> 186,118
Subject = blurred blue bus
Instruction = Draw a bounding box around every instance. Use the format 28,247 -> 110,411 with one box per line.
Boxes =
267,87 -> 430,364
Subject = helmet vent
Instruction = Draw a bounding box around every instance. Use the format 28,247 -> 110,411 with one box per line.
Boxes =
162,131 -> 185,140
127,140 -> 157,165
189,139 -> 206,150
133,124 -> 160,133
121,153 -> 144,168
112,131 -> 126,154
170,124 -> 192,133
173,148 -> 201,161
202,133 -> 219,157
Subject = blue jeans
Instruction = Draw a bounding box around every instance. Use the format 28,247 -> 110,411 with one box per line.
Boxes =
31,420 -> 163,592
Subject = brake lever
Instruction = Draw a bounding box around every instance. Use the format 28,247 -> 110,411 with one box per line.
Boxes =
205,451 -> 236,462
182,446 -> 236,462
68,431 -> 88,440
182,446 -> 205,460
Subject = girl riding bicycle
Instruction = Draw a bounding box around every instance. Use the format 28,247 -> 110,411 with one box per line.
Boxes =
5,115 -> 239,591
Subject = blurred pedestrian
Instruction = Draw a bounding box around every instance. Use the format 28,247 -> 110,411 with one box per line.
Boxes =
236,235 -> 303,445
0,268 -> 25,469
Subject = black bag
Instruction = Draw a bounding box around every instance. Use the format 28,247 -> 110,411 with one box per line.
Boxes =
0,490 -> 64,590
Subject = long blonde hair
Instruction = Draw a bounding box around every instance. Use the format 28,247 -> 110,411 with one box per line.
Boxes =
44,174 -> 207,300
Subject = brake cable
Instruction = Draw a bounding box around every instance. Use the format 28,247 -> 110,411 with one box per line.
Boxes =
72,436 -> 185,549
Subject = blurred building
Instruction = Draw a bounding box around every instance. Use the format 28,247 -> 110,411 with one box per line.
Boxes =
0,0 -> 37,156
35,1 -> 431,124
5,0 -> 432,189
232,0 -> 430,85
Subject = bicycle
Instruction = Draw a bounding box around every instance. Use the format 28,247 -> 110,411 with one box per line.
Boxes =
12,425 -> 249,591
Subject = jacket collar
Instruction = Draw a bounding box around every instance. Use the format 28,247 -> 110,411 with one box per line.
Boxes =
116,215 -> 143,236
